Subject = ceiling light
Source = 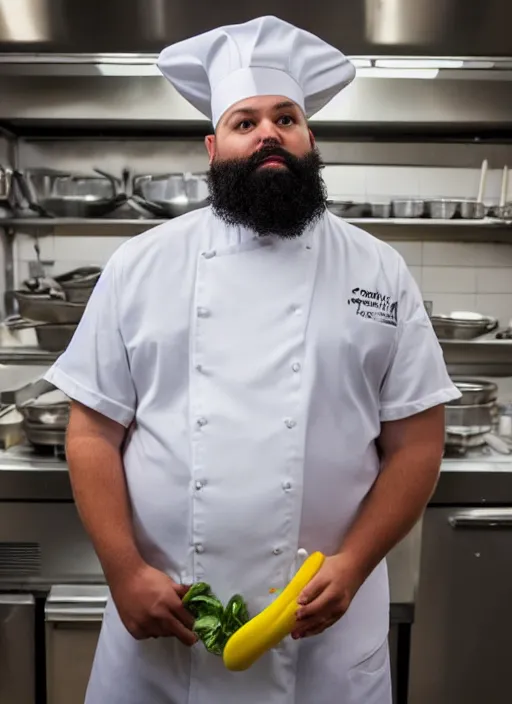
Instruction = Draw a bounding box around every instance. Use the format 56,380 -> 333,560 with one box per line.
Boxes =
375,58 -> 463,69
357,67 -> 439,79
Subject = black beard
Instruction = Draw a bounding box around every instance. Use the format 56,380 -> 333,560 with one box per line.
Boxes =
207,145 -> 327,239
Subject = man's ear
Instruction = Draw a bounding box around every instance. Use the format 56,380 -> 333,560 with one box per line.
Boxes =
308,128 -> 316,148
205,134 -> 216,164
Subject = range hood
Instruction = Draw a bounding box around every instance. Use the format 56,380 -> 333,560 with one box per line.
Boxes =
0,0 -> 512,133
0,0 -> 511,57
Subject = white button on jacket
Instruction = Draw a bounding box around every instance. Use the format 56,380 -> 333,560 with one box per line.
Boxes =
46,207 -> 459,704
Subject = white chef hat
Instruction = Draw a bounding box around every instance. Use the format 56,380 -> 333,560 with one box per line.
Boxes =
158,16 -> 355,128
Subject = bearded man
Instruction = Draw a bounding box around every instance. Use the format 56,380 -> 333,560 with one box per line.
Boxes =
45,15 -> 459,704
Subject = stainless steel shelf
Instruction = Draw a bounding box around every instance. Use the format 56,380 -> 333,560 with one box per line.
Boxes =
1,216 -> 511,228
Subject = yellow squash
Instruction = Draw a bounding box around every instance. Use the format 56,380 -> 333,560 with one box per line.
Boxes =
223,551 -> 325,671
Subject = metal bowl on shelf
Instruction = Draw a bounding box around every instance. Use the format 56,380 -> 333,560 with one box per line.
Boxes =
425,199 -> 459,219
12,168 -> 127,218
17,388 -> 70,429
391,199 -> 425,218
431,311 -> 498,340
445,402 -> 496,428
448,378 -> 498,406
23,420 -> 67,447
327,201 -> 370,218
459,200 -> 486,219
369,202 -> 391,218
132,172 -> 209,218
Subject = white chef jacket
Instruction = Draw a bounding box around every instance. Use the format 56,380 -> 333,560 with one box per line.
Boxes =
45,207 -> 459,704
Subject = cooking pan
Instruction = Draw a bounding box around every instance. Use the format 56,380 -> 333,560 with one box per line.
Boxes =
14,292 -> 85,324
13,169 -> 127,218
132,172 -> 209,218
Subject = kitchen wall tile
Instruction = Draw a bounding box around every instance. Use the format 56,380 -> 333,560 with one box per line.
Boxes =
422,266 -> 476,293
476,267 -> 512,294
365,167 -> 420,200
322,166 -> 366,199
472,243 -> 512,267
475,294 -> 512,324
52,236 -> 128,262
422,242 -> 477,267
408,266 -> 422,287
387,241 -> 423,266
426,293 -> 477,315
16,233 -> 55,261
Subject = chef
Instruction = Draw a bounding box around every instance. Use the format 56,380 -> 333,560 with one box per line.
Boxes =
44,15 -> 460,704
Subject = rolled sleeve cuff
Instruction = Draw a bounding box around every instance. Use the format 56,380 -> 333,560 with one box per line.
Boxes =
45,366 -> 135,428
379,386 -> 462,422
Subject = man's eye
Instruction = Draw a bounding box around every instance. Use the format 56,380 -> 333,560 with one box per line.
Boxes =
236,120 -> 253,130
278,115 -> 294,126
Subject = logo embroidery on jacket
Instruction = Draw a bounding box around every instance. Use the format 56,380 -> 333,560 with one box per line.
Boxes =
348,287 -> 398,326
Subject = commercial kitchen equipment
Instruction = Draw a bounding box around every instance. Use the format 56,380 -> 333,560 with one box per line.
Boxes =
409,452 -> 512,704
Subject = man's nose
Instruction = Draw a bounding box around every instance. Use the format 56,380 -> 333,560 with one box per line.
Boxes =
256,120 -> 283,145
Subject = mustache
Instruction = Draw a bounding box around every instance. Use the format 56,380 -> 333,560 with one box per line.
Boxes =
245,145 -> 300,173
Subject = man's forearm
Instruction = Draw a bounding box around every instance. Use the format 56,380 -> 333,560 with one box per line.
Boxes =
338,445 -> 441,584
67,432 -> 145,584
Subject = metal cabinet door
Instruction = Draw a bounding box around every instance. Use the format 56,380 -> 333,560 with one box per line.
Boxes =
45,585 -> 107,704
0,594 -> 35,704
409,507 -> 512,704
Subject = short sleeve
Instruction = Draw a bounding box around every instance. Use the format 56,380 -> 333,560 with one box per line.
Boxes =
44,250 -> 136,427
379,258 -> 461,422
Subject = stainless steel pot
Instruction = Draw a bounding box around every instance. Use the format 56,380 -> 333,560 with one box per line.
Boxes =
23,420 -> 67,446
459,200 -> 486,219
132,172 -> 209,218
426,199 -> 459,219
445,402 -> 496,428
391,199 -> 425,218
13,169 -> 126,218
14,292 -> 86,324
431,312 -> 498,340
448,378 -> 498,406
370,202 -> 391,218
327,201 -> 370,218
35,324 -> 77,352
18,401 -> 69,428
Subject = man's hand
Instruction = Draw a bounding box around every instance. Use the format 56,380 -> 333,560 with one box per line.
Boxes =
291,554 -> 363,640
110,563 -> 198,645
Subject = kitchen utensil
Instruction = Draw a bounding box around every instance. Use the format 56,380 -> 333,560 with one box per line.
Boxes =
426,199 -> 459,219
13,169 -> 127,218
445,402 -> 496,429
454,159 -> 488,220
370,202 -> 391,218
35,324 -> 77,352
459,200 -> 486,219
391,199 -> 424,218
327,201 -> 370,218
431,311 -> 498,340
55,267 -> 101,303
23,420 -> 66,447
132,172 -> 209,218
14,292 -> 86,324
483,432 -> 511,455
445,427 -> 491,451
448,378 -> 498,406
477,159 -> 488,202
19,401 -> 69,428
18,388 -> 69,428
0,165 -> 12,201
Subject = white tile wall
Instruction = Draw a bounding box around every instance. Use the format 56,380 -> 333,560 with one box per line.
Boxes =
10,163 -> 512,324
